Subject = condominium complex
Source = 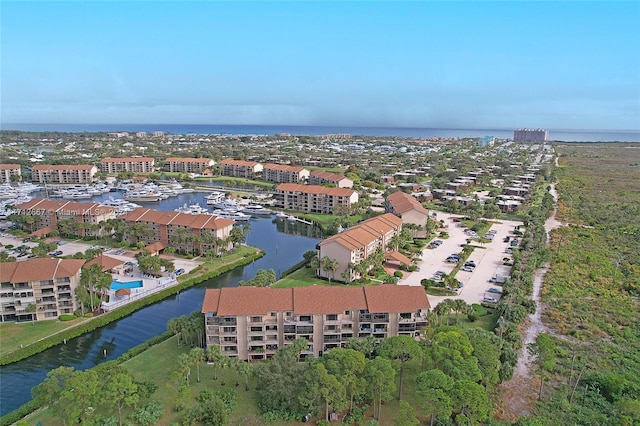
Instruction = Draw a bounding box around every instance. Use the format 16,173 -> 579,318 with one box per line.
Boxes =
100,157 -> 155,174
165,157 -> 215,173
120,208 -> 234,254
262,164 -> 310,184
201,285 -> 430,361
513,129 -> 548,142
385,191 -> 429,231
274,184 -> 359,215
0,164 -> 21,183
308,170 -> 353,188
220,159 -> 263,178
31,165 -> 97,184
0,258 -> 85,322
15,198 -> 117,238
316,213 -> 403,282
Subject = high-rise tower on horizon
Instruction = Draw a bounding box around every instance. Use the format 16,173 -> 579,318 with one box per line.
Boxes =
513,128 -> 548,142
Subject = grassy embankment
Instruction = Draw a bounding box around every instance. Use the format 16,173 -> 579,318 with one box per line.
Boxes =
0,245 -> 263,364
528,144 -> 640,424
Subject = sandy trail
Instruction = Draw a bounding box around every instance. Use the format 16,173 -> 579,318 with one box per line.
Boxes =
497,182 -> 564,420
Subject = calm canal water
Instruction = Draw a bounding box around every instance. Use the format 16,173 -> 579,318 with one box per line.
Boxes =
0,191 -> 322,416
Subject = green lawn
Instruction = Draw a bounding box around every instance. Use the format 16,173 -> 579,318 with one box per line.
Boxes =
195,176 -> 276,190
0,318 -> 91,357
272,266 -> 333,288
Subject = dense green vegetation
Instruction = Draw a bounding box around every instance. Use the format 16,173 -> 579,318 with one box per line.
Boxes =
523,144 -> 640,425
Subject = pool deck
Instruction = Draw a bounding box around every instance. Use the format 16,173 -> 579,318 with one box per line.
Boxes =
102,273 -> 179,311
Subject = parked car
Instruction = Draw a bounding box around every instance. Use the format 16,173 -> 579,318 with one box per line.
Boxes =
446,256 -> 459,263
503,236 -> 511,242
483,297 -> 498,303
487,288 -> 503,294
461,265 -> 475,272
175,268 -> 185,276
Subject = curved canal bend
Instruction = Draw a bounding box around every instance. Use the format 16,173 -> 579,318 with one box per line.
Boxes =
0,210 -> 321,415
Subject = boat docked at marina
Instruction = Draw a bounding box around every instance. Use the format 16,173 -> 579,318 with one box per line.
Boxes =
211,209 -> 250,221
175,203 -> 211,215
124,190 -> 164,202
241,204 -> 273,216
205,191 -> 226,205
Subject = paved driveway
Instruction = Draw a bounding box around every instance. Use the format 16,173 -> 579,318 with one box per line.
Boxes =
399,212 -> 523,308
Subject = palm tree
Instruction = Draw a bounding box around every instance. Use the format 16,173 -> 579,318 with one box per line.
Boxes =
189,347 -> 206,383
453,299 -> 469,325
206,345 -> 223,380
321,256 -> 339,282
236,361 -> 253,391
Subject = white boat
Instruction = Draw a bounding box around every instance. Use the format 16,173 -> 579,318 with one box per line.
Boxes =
124,191 -> 164,202
212,210 -> 250,221
206,191 -> 226,205
241,204 -> 273,216
175,203 -> 211,215
275,211 -> 289,220
211,199 -> 240,210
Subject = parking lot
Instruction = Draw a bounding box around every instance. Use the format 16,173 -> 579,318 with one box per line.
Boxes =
399,212 -> 523,308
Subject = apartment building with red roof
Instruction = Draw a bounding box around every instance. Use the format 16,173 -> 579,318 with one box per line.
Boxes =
262,163 -> 310,184
15,198 -> 117,237
308,169 -> 353,188
31,164 -> 97,184
274,183 -> 359,215
316,213 -> 403,282
0,164 -> 21,183
164,157 -> 215,173
201,284 -> 429,360
0,258 -> 85,322
100,157 -> 155,174
220,159 -> 263,178
385,191 -> 430,235
119,208 -> 234,255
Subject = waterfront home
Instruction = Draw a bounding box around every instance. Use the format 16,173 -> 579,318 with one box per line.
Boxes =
201,285 -> 430,361
164,157 -> 215,173
0,164 -> 21,183
15,198 -> 117,238
262,163 -> 310,184
0,258 -> 84,322
120,208 -> 234,255
274,184 -> 359,215
31,164 -> 97,184
100,157 -> 155,174
220,159 -> 263,178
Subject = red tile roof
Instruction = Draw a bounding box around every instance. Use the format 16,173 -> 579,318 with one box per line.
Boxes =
16,198 -> 116,215
220,159 -> 260,167
120,208 -> 234,229
165,157 -> 213,163
201,284 -> 429,315
32,164 -> 95,170
84,254 -> 126,271
319,213 -> 402,250
0,164 -> 20,170
310,170 -> 349,182
263,163 -> 307,173
0,258 -> 84,283
364,285 -> 430,312
386,191 -> 429,216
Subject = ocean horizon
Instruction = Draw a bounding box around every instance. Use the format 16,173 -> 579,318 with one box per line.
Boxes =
1,123 -> 639,142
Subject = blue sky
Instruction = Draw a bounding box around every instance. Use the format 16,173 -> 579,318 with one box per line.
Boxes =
2,1 -> 639,130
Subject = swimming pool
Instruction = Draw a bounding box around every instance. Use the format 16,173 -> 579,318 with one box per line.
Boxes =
110,280 -> 144,290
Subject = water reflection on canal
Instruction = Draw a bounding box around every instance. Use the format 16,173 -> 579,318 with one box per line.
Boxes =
0,191 -> 321,415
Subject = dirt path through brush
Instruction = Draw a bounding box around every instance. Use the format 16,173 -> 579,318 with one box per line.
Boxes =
496,183 -> 563,421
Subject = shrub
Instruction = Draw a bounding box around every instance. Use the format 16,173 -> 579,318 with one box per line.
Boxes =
394,271 -> 404,278
59,314 -> 75,321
